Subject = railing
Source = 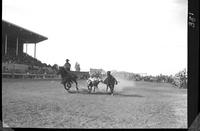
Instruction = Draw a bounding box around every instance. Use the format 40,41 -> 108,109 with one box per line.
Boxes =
2,70 -> 89,80
2,72 -> 60,79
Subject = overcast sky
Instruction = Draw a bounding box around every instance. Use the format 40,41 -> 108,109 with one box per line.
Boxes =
2,0 -> 187,76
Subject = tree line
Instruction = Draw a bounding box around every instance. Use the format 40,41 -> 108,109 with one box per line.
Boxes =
110,69 -> 187,89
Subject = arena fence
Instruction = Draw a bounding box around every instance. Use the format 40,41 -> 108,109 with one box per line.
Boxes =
2,71 -> 89,80
2,72 -> 59,79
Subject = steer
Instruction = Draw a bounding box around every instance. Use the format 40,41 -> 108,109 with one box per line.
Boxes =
87,77 -> 103,93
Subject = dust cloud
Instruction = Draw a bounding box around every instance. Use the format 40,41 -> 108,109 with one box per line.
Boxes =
114,78 -> 136,92
98,77 -> 136,92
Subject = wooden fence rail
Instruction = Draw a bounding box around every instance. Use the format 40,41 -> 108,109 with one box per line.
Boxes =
2,72 -> 60,79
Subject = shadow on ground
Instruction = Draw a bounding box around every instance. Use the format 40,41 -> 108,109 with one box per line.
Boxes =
66,88 -> 144,98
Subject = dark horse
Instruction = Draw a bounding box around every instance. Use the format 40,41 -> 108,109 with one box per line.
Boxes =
57,67 -> 79,92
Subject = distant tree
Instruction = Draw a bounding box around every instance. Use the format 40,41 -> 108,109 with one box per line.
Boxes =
75,62 -> 80,71
173,68 -> 187,88
52,64 -> 59,71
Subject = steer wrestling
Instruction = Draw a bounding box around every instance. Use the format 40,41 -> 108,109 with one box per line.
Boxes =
87,76 -> 103,93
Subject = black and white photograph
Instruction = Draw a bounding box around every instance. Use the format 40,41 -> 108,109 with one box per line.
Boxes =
2,0 -> 189,129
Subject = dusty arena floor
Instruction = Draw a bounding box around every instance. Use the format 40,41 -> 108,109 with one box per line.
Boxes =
2,78 -> 187,128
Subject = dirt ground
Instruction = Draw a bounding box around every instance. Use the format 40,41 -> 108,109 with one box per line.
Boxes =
2,78 -> 187,128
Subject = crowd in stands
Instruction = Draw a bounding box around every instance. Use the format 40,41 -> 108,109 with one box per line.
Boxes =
2,53 -> 57,75
3,53 -> 45,66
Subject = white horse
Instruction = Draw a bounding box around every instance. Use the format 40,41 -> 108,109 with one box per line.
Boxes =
87,77 -> 103,93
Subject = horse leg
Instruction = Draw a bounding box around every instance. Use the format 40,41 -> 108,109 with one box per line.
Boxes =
63,83 -> 67,90
93,86 -> 96,93
73,79 -> 79,93
67,82 -> 71,89
88,82 -> 92,93
88,85 -> 92,93
63,82 -> 69,92
87,85 -> 91,93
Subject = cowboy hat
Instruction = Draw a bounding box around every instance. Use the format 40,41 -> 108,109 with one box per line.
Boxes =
107,71 -> 111,74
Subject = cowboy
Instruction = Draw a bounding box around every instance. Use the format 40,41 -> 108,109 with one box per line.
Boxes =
104,71 -> 118,84
104,71 -> 118,95
64,59 -> 71,71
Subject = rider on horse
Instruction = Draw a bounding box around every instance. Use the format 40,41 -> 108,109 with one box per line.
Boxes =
64,59 -> 71,72
63,59 -> 73,78
61,59 -> 73,84
57,59 -> 78,92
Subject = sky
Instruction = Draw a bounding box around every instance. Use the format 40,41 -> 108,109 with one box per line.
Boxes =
2,0 -> 188,76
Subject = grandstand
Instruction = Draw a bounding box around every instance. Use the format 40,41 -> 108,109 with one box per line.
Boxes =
2,20 -> 57,79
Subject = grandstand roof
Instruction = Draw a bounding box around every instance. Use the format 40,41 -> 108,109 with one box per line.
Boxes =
2,20 -> 48,43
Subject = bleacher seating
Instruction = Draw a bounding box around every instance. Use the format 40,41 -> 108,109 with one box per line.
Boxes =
2,53 -> 57,78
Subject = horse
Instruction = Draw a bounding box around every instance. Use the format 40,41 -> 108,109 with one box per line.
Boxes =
57,67 -> 79,92
87,77 -> 103,93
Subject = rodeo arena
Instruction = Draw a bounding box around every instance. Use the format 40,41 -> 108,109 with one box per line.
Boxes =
2,20 -> 188,128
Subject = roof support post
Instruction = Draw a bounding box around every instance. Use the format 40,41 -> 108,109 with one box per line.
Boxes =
26,44 -> 28,54
16,36 -> 19,56
5,34 -> 7,55
34,43 -> 36,58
